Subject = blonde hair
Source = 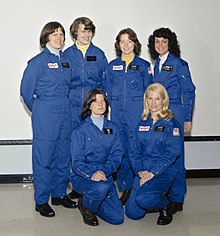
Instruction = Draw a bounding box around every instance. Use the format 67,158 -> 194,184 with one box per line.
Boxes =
141,83 -> 174,120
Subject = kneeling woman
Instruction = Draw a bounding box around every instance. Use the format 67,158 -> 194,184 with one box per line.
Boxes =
70,89 -> 124,226
125,83 -> 181,225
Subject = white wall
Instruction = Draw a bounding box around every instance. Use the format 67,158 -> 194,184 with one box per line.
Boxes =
0,0 -> 220,139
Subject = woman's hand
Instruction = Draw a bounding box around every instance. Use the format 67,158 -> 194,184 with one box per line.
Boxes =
91,171 -> 107,182
138,171 -> 154,186
184,122 -> 192,133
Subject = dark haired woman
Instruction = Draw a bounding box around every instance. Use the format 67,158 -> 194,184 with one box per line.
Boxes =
147,27 -> 196,214
107,28 -> 152,205
20,22 -> 77,217
70,89 -> 124,226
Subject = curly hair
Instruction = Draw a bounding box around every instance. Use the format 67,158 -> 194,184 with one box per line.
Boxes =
81,89 -> 109,120
115,28 -> 142,57
147,27 -> 181,61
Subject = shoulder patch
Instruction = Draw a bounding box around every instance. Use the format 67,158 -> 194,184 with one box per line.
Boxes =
173,127 -> 180,136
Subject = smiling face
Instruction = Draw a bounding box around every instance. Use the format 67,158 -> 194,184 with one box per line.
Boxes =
119,33 -> 135,56
47,27 -> 64,50
154,37 -> 169,56
76,23 -> 93,46
146,90 -> 165,115
90,94 -> 106,118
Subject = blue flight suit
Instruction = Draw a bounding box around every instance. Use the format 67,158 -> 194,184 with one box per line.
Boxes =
107,55 -> 152,191
153,52 -> 196,202
70,117 -> 124,225
20,47 -> 72,205
125,117 -> 181,220
64,43 -> 108,128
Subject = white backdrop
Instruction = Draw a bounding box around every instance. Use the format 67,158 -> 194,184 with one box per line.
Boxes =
0,0 -> 219,139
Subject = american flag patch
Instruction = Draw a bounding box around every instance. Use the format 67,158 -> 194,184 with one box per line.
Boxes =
139,126 -> 150,131
173,128 -> 180,136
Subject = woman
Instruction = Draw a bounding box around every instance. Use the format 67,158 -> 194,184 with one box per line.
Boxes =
148,27 -> 196,214
70,89 -> 124,226
125,83 -> 181,225
107,28 -> 152,205
64,16 -> 108,129
20,22 -> 77,217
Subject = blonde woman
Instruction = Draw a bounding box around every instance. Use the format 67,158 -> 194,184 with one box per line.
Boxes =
125,83 -> 181,225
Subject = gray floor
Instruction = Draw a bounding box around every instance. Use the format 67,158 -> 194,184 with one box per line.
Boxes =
0,178 -> 220,236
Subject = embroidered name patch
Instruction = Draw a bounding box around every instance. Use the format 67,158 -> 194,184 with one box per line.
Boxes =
139,126 -> 150,131
48,63 -> 58,68
173,128 -> 180,136
113,65 -> 123,70
129,65 -> 139,70
154,126 -> 165,132
103,128 -> 113,134
162,65 -> 173,71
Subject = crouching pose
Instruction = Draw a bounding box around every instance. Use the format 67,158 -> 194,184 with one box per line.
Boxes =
125,83 -> 181,225
70,89 -> 124,226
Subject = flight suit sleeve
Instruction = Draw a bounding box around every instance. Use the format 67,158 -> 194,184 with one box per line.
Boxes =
20,58 -> 42,112
100,127 -> 123,177
179,61 -> 196,122
149,124 -> 181,176
143,61 -> 153,90
71,129 -> 99,179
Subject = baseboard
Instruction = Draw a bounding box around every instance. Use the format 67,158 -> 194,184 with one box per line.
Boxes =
186,169 -> 220,178
0,174 -> 33,183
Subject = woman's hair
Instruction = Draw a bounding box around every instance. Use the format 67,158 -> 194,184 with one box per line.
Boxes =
141,83 -> 173,120
147,27 -> 181,61
115,28 -> 142,57
40,21 -> 65,48
81,89 -> 109,120
69,16 -> 96,41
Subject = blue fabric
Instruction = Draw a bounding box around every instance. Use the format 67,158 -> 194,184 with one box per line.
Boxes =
64,43 -> 108,128
107,55 -> 153,190
153,52 -> 196,202
125,116 -> 180,219
70,117 -> 124,224
20,48 -> 72,204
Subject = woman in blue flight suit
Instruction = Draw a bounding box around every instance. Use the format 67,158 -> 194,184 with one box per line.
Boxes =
125,83 -> 181,225
20,22 -> 77,218
147,28 -> 196,214
64,16 -> 109,200
64,17 -> 108,129
107,28 -> 152,205
70,89 -> 124,226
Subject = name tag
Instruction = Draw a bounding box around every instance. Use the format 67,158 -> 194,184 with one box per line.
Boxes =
139,126 -> 150,131
162,65 -> 173,71
48,63 -> 58,68
103,128 -> 113,134
129,65 -> 139,70
87,56 -> 96,61
154,126 -> 165,132
113,65 -> 123,70
61,62 -> 70,68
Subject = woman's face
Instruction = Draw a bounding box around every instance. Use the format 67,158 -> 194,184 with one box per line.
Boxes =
76,23 -> 93,46
90,94 -> 106,118
119,33 -> 135,56
146,90 -> 165,114
154,37 -> 169,56
48,27 -> 64,50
